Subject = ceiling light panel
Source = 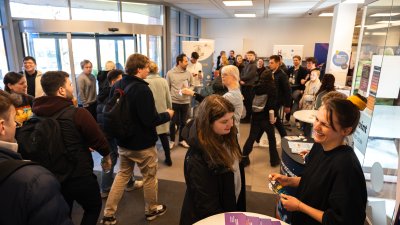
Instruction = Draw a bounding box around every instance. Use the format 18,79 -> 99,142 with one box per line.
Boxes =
376,20 -> 400,24
269,1 -> 318,14
223,1 -> 253,6
370,13 -> 400,17
176,3 -> 215,10
234,13 -> 256,17
319,13 -> 334,16
342,0 -> 365,3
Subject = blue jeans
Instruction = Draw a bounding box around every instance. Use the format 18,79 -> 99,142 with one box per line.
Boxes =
100,138 -> 136,192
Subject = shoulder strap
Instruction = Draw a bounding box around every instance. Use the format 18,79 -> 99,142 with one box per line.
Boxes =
0,160 -> 37,185
52,105 -> 75,120
123,80 -> 137,94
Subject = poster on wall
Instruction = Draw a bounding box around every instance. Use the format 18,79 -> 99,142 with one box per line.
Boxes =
365,66 -> 381,115
359,64 -> 371,94
314,43 -> 329,66
272,45 -> 303,66
353,111 -> 371,155
182,40 -> 215,86
331,50 -> 350,70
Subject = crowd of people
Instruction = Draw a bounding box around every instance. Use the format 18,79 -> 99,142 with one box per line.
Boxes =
0,51 -> 368,225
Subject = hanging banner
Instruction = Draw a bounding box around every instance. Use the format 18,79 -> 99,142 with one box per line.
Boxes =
182,40 -> 214,86
273,45 -> 303,67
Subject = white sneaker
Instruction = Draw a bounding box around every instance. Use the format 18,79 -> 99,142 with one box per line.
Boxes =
125,180 -> 143,192
179,140 -> 190,148
169,141 -> 175,149
253,142 -> 260,148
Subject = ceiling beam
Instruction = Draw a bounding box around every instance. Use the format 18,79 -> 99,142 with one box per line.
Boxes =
209,0 -> 232,18
264,0 -> 271,18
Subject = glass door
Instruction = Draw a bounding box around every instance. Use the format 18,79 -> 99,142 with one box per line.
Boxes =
149,35 -> 163,76
98,35 -> 136,71
71,34 -> 98,76
23,33 -> 69,73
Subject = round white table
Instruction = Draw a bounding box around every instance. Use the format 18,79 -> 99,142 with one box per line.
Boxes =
194,212 -> 289,225
293,110 -> 317,124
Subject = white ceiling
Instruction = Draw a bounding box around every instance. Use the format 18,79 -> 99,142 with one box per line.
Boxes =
144,0 -> 343,18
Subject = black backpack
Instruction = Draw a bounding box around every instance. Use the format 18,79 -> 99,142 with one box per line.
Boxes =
15,106 -> 78,183
103,81 -> 136,139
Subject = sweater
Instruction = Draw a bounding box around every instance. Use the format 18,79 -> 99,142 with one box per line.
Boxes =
77,72 -> 97,107
166,66 -> 193,104
292,144 -> 367,225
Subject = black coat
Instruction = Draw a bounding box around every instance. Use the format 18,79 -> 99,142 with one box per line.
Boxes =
96,85 -> 111,130
180,121 -> 246,225
0,147 -> 73,225
252,70 -> 277,120
273,69 -> 291,108
111,75 -> 170,151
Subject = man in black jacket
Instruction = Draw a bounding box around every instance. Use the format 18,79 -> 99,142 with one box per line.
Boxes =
101,53 -> 174,224
269,55 -> 291,138
0,90 -> 73,225
33,71 -> 112,225
239,50 -> 258,122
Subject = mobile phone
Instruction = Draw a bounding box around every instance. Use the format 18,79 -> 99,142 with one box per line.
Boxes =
268,180 -> 286,195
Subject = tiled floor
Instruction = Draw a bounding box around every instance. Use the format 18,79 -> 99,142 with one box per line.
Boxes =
92,122 -> 290,194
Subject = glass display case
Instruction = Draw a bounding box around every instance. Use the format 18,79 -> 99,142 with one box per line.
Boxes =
351,0 -> 400,224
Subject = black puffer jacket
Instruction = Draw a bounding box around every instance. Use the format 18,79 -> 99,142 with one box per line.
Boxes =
252,69 -> 277,120
0,147 -> 73,225
179,120 -> 246,225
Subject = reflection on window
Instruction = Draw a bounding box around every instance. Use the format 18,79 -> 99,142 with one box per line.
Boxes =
352,0 -> 400,223
59,39 -> 71,74
149,35 -> 162,75
99,39 -> 117,70
121,2 -> 163,25
138,34 -> 147,56
0,30 -> 8,90
170,9 -> 179,34
71,38 -> 98,76
10,0 -> 69,20
24,33 -> 70,74
71,0 -> 119,22
32,38 -> 59,71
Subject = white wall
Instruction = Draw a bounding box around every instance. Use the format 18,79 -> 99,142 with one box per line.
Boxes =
201,17 -> 333,59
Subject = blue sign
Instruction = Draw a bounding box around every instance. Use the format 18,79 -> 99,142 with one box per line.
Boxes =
332,51 -> 349,67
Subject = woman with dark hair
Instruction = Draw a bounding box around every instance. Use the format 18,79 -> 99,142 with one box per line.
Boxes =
235,54 -> 245,74
269,94 -> 368,225
314,73 -> 336,109
3,72 -> 34,125
179,95 -> 246,225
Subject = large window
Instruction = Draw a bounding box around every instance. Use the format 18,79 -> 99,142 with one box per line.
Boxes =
0,10 -> 7,90
10,0 -> 69,20
168,8 -> 201,70
71,36 -> 98,76
99,36 -> 136,70
23,33 -> 70,74
121,2 -> 163,25
70,0 -> 119,22
352,0 -> 400,223
149,35 -> 162,75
